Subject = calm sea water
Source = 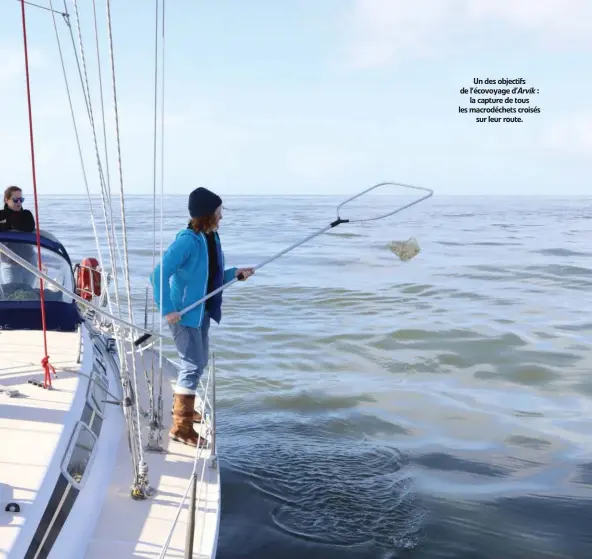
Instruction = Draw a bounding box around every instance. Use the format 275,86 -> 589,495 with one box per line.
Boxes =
39,193 -> 592,558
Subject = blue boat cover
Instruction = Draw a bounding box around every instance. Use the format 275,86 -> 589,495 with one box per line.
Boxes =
0,231 -> 82,332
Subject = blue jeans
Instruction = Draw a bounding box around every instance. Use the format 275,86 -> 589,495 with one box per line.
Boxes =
169,313 -> 210,395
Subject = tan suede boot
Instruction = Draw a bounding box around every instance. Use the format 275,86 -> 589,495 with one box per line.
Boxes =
170,405 -> 203,423
170,394 -> 207,447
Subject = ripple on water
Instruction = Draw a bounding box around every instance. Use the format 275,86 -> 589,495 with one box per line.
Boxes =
223,416 -> 427,551
475,363 -> 561,386
573,462 -> 592,486
412,452 -> 512,478
257,391 -> 377,414
533,248 -> 592,257
505,435 -> 552,451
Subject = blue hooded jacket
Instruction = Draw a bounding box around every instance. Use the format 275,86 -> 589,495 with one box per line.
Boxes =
150,228 -> 237,328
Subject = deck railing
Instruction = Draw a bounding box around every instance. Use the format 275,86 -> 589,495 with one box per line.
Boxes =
157,349 -> 218,559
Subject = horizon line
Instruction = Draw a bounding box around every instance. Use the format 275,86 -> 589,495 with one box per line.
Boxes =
34,192 -> 591,197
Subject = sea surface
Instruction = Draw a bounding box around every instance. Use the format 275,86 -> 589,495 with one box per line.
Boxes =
40,193 -> 592,558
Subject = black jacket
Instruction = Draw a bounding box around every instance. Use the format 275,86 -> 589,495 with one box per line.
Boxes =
0,204 -> 36,233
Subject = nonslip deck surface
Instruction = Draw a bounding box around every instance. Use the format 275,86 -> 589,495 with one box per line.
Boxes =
85,347 -> 220,558
0,330 -> 219,559
0,329 -> 82,556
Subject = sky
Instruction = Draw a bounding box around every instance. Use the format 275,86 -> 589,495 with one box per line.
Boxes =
0,0 -> 590,197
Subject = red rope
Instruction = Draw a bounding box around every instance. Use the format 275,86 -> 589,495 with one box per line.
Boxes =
20,1 -> 55,389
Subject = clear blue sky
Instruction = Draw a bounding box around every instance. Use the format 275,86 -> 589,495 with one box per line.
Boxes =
0,0 -> 590,196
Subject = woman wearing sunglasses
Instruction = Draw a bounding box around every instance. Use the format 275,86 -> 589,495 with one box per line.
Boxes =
0,185 -> 35,233
0,185 -> 37,286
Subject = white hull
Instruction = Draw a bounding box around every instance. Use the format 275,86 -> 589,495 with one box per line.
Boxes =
0,322 -> 220,558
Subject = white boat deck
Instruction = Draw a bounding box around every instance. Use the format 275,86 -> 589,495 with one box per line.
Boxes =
0,329 -> 82,557
0,327 -> 220,559
86,347 -> 220,558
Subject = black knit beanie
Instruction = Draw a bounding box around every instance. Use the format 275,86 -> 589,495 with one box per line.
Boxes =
188,187 -> 222,218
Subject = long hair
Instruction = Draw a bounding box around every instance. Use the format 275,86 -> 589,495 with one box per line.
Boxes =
188,213 -> 218,234
4,185 -> 21,202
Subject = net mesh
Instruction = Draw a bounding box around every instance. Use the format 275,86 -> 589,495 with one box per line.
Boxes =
388,237 -> 421,262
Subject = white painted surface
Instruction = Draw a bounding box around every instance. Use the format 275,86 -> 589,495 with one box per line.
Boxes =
0,327 -> 220,559
86,347 -> 220,558
0,328 -> 85,558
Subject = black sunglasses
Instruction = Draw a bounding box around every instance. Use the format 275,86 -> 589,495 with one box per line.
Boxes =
12,197 -> 24,203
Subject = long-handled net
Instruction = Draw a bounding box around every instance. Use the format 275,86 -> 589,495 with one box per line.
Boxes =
134,181 -> 433,346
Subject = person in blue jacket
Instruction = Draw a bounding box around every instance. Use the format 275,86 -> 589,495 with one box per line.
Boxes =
151,187 -> 253,447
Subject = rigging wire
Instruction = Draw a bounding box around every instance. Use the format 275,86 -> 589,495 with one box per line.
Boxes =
18,0 -> 188,501
105,0 -> 148,483
91,0 -> 114,210
47,0 -> 112,327
48,0 -> 150,493
64,0 -> 124,284
157,0 -> 167,433
67,0 -> 143,478
69,0 -> 125,328
149,0 -> 160,433
17,0 -> 67,18
151,0 -> 160,309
